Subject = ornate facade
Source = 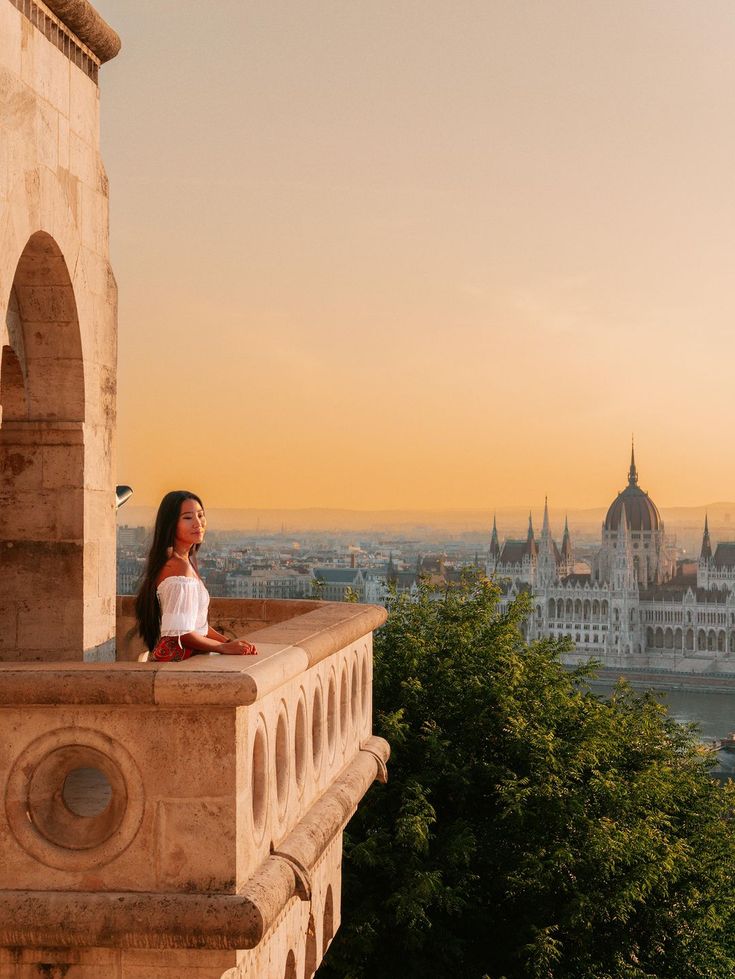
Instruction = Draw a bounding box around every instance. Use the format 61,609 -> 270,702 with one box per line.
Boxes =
490,448 -> 735,665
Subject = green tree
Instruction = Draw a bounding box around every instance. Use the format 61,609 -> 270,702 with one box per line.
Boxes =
320,574 -> 735,979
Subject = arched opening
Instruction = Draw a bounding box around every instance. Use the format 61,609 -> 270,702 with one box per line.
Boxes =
646,626 -> 654,649
322,885 -> 335,957
698,629 -> 706,651
284,950 -> 297,979
1,232 -> 85,661
664,628 -> 673,650
708,631 -> 716,652
674,628 -> 682,650
304,914 -> 317,979
718,630 -> 726,653
686,629 -> 694,651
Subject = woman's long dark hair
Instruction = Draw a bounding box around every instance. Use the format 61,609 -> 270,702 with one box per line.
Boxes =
134,490 -> 204,651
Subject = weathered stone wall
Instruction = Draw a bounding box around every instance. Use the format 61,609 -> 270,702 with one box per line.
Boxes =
0,0 -> 118,662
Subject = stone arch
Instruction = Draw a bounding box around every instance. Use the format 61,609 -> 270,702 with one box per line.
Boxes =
284,950 -> 297,979
664,627 -> 673,650
697,629 -> 706,651
556,598 -> 563,618
686,628 -> 694,651
718,630 -> 726,653
574,599 -> 582,617
592,599 -> 600,617
1,232 -> 85,660
322,885 -> 335,957
548,598 -> 555,618
708,631 -> 716,652
304,913 -> 317,979
601,600 -> 609,616
5,232 -> 85,420
583,600 -> 591,620
565,599 -> 573,617
655,627 -> 663,649
674,628 -> 682,650
646,626 -> 654,648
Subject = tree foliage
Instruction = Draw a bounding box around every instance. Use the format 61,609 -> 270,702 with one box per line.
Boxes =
320,574 -> 735,979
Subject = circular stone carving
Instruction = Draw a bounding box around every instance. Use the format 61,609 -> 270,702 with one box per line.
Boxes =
5,727 -> 144,871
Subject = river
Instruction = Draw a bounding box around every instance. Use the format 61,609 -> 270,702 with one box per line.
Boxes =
591,680 -> 735,778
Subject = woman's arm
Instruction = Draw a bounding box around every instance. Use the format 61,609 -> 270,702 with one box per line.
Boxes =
180,631 -> 257,655
204,626 -> 257,654
206,626 -> 229,643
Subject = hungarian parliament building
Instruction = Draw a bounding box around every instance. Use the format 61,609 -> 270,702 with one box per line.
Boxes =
489,448 -> 735,667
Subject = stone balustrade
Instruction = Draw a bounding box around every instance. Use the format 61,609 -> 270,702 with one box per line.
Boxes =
0,598 -> 388,979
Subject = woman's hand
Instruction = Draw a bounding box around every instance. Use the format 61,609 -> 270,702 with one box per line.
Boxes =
218,639 -> 258,656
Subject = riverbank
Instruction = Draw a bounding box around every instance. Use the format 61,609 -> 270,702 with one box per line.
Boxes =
582,666 -> 735,694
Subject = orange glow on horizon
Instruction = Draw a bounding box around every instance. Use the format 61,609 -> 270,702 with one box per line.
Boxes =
95,1 -> 735,511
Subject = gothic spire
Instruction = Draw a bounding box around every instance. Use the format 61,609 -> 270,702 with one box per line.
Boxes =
617,502 -> 630,546
541,496 -> 550,539
525,511 -> 535,557
490,514 -> 500,559
628,437 -> 638,486
561,514 -> 572,559
700,513 -> 712,562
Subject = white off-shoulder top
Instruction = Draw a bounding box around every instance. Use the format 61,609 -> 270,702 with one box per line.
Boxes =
157,575 -> 209,638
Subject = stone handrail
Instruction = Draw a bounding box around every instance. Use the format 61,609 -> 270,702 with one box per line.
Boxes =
44,0 -> 121,62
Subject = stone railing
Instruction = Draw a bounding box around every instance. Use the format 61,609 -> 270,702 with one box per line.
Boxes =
0,598 -> 388,979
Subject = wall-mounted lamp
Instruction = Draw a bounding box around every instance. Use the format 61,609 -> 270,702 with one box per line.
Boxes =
115,485 -> 133,510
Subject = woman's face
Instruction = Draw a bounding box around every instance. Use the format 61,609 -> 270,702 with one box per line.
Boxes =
175,498 -> 206,552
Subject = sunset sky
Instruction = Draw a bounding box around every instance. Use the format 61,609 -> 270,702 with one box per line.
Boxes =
94,1 -> 735,512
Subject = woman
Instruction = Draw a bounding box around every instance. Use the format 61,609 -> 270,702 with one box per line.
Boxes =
135,490 -> 257,661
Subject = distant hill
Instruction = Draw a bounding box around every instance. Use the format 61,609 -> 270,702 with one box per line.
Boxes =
116,503 -> 735,537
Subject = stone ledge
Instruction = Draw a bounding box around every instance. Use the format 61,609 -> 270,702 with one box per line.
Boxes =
0,601 -> 387,705
43,0 -> 121,62
0,738 -> 390,951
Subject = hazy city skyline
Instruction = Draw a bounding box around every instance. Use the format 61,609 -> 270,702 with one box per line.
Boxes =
94,1 -> 735,510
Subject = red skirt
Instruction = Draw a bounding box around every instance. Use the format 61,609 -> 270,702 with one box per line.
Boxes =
151,635 -> 197,662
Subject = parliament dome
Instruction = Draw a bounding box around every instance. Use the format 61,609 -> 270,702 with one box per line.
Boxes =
603,449 -> 662,533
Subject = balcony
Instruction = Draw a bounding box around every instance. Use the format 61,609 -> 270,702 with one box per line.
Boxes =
0,598 -> 388,979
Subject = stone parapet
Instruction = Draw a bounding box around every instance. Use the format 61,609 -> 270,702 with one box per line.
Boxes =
16,0 -> 121,63
0,599 -> 389,978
